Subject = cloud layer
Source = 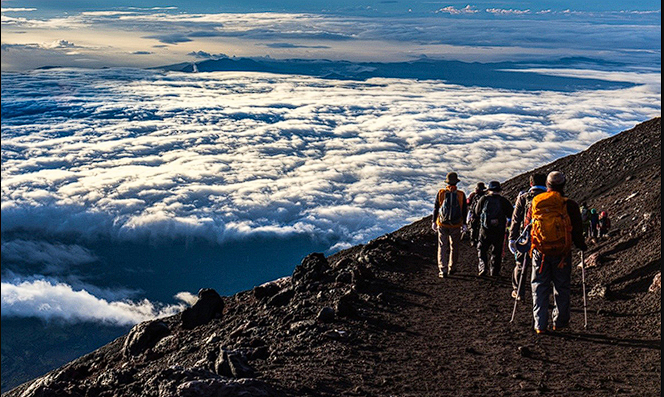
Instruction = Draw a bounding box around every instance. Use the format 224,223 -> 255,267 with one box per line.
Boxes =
2,68 -> 660,253
1,278 -> 193,325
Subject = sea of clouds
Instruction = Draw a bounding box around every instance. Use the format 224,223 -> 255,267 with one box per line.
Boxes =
1,67 -> 660,324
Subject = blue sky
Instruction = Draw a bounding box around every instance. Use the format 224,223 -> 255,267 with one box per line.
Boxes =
3,0 -> 662,14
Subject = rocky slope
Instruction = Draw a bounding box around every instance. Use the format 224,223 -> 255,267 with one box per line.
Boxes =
4,118 -> 661,397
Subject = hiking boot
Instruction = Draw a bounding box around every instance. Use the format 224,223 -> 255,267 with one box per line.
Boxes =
534,329 -> 546,335
448,269 -> 456,276
478,269 -> 486,277
511,290 -> 521,300
552,323 -> 568,332
438,271 -> 447,279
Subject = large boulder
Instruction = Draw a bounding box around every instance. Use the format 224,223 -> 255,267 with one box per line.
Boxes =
123,320 -> 170,358
292,253 -> 329,283
317,307 -> 335,323
266,288 -> 295,307
214,350 -> 256,378
181,288 -> 225,330
336,290 -> 359,318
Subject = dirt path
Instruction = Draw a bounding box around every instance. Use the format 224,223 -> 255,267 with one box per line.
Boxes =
354,226 -> 661,396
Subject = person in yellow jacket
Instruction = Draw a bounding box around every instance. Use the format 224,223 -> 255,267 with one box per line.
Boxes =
432,172 -> 468,278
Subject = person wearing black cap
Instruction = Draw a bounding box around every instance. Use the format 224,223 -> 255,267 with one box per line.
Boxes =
508,173 -> 547,300
472,180 -> 513,277
530,171 -> 587,334
466,182 -> 487,246
432,172 -> 468,278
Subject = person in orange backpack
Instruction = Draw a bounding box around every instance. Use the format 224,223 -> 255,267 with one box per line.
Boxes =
530,171 -> 587,334
598,211 -> 611,238
432,172 -> 468,278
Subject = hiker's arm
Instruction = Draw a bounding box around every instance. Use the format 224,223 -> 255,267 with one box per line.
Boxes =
509,195 -> 525,240
567,200 -> 587,250
432,191 -> 441,223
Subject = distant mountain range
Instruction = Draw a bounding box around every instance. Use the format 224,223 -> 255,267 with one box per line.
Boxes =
157,57 -> 637,91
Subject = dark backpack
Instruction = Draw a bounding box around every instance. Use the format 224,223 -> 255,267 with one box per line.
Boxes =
522,190 -> 543,229
439,190 -> 462,225
480,195 -> 503,230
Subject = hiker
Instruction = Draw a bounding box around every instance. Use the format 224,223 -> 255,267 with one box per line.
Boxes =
432,172 -> 468,278
466,182 -> 487,246
598,211 -> 611,238
589,208 -> 600,239
508,173 -> 547,300
472,181 -> 513,277
580,203 -> 590,238
530,171 -> 587,334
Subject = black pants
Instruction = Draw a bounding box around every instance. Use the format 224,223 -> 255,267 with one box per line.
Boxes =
477,229 -> 505,276
470,219 -> 481,244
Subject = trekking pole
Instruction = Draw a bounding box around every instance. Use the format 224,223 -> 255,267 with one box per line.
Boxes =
581,251 -> 588,328
510,252 -> 528,323
510,225 -> 531,323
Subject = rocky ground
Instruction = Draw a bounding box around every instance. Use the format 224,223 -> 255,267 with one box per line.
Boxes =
4,118 -> 661,397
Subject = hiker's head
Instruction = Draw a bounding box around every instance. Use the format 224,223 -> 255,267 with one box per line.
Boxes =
475,182 -> 486,193
530,173 -> 547,187
487,181 -> 501,192
445,172 -> 460,186
546,171 -> 565,192
591,208 -> 597,215
600,211 -> 607,217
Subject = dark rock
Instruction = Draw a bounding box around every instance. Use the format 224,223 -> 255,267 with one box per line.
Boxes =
248,338 -> 266,348
95,368 -> 136,388
181,288 -> 225,330
518,346 -> 532,358
253,282 -> 282,300
323,329 -> 349,341
143,366 -> 270,397
176,378 -> 272,397
333,257 -> 354,270
229,322 -> 253,340
317,307 -> 335,323
215,350 -> 256,378
336,290 -> 359,318
123,320 -> 170,358
292,253 -> 329,282
249,346 -> 270,361
335,271 -> 353,284
266,288 -> 295,307
351,263 -> 374,290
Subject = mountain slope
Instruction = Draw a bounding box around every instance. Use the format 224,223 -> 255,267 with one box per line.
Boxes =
4,118 -> 660,397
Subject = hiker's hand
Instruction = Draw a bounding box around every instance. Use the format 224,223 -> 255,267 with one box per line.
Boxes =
508,240 -> 517,254
431,222 -> 438,232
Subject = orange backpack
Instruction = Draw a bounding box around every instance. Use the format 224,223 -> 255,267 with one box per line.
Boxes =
530,191 -> 572,257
